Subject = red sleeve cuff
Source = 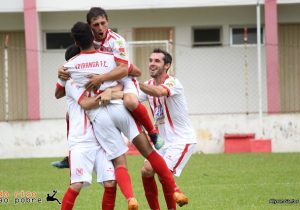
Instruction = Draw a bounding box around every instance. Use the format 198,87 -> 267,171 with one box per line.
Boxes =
115,57 -> 128,64
128,64 -> 133,74
160,85 -> 170,97
56,83 -> 65,90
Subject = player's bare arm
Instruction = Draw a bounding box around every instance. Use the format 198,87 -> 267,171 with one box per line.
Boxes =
55,66 -> 69,99
139,82 -> 168,97
96,83 -> 123,106
78,95 -> 102,110
97,89 -> 124,106
85,61 -> 128,90
58,66 -> 70,80
129,64 -> 141,77
79,84 -> 123,109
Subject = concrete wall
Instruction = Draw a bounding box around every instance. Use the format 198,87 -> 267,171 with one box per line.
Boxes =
1,114 -> 300,159
0,120 -> 67,159
0,0 -> 23,12
192,114 -> 300,154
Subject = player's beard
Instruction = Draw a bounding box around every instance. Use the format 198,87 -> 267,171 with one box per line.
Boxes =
150,66 -> 164,78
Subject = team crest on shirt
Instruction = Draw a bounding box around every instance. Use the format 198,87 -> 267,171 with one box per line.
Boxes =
76,168 -> 83,176
165,78 -> 176,88
116,40 -> 127,57
116,40 -> 125,47
119,47 -> 127,57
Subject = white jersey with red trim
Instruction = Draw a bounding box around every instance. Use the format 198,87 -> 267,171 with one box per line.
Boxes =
65,80 -> 100,150
93,29 -> 128,64
94,29 -> 139,96
139,76 -> 197,146
64,50 -> 118,91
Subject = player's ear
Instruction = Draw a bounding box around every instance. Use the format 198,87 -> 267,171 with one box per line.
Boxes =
165,63 -> 171,72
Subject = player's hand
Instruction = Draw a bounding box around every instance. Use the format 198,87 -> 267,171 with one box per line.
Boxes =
85,74 -> 103,91
58,66 -> 70,80
96,88 -> 112,106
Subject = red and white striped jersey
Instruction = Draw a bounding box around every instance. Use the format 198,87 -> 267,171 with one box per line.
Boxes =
65,80 -> 100,150
93,29 -> 128,64
139,76 -> 197,146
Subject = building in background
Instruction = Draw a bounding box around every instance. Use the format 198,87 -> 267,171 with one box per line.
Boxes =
0,0 -> 300,158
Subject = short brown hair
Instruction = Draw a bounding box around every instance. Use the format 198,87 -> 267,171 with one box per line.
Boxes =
86,7 -> 108,24
152,48 -> 172,66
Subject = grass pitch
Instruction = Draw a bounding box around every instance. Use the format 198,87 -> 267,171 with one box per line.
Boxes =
1,153 -> 300,209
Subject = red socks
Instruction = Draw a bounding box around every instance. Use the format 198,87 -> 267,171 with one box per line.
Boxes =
61,186 -> 116,210
146,151 -> 177,194
142,176 -> 160,210
161,179 -> 177,210
102,186 -> 117,210
131,103 -> 157,135
115,166 -> 134,200
61,187 -> 79,210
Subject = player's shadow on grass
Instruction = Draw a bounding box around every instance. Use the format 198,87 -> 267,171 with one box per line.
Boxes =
46,190 -> 61,204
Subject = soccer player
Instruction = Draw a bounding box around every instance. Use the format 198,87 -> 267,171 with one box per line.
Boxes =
57,78 -> 121,210
60,7 -> 164,150
52,45 -> 81,169
139,48 -> 197,210
67,21 -> 189,209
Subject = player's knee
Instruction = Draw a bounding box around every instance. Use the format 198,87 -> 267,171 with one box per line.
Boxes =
141,164 -> 155,177
70,182 -> 83,192
112,155 -> 127,168
123,93 -> 138,111
103,180 -> 116,188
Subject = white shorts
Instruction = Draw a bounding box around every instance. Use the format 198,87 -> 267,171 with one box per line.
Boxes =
158,143 -> 196,177
92,104 -> 141,160
69,147 -> 115,187
94,148 -> 115,184
120,76 -> 139,95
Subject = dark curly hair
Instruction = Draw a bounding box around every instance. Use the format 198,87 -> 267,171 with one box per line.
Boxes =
71,22 -> 93,50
